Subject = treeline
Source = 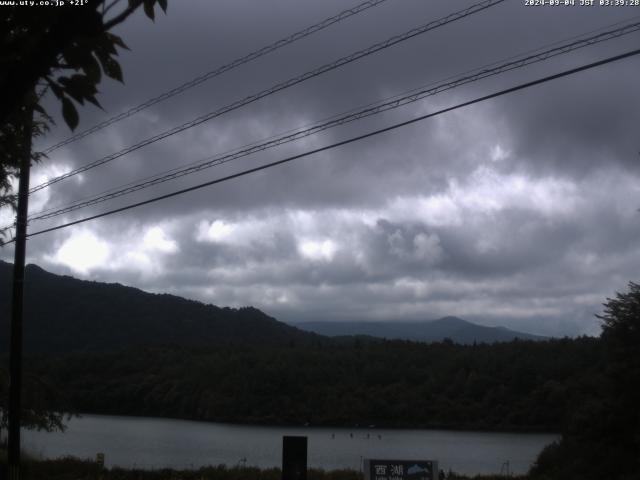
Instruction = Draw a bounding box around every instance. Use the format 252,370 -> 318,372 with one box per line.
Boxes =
25,336 -> 602,432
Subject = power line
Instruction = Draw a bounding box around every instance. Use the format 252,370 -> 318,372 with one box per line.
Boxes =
26,14 -> 640,219
2,47 -> 635,245
27,0 -> 506,195
30,14 -> 640,221
40,0 -> 391,155
23,19 -> 640,223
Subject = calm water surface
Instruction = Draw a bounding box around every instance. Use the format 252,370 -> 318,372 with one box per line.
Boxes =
22,414 -> 557,475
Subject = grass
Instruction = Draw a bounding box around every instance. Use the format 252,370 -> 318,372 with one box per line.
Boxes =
0,454 -> 528,480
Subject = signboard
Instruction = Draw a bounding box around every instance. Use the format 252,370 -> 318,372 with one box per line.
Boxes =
365,459 -> 438,480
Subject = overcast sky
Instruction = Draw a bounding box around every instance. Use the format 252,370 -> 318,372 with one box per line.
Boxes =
2,0 -> 639,337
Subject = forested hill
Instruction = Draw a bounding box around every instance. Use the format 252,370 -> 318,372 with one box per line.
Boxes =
295,317 -> 545,344
0,261 -> 319,353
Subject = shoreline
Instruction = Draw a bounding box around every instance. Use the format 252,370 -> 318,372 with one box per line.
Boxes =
66,411 -> 561,436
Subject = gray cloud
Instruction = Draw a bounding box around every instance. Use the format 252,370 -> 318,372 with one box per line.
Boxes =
3,0 -> 639,338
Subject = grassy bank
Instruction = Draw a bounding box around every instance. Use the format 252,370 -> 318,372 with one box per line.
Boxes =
0,455 -> 527,480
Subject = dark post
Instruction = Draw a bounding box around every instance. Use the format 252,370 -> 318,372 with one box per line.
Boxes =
282,436 -> 307,480
7,106 -> 33,480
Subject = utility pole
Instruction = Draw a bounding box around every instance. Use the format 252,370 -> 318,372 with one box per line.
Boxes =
7,104 -> 33,480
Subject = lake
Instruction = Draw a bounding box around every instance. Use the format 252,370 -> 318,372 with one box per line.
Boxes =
22,414 -> 558,476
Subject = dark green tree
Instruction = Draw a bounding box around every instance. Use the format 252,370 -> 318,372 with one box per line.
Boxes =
0,365 -> 68,443
0,0 -> 168,438
598,282 -> 640,477
532,282 -> 640,479
0,0 -> 168,209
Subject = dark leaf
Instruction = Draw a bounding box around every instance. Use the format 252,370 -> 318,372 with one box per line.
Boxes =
62,42 -> 89,69
106,32 -> 129,51
143,0 -> 155,21
57,78 -> 83,104
47,79 -> 64,99
85,95 -> 103,110
93,45 -> 110,67
95,33 -> 118,56
61,97 -> 79,131
157,0 -> 167,12
57,74 -> 99,105
82,53 -> 102,84
102,56 -> 123,83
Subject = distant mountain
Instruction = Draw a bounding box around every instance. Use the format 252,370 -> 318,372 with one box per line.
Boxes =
294,316 -> 546,344
0,261 -> 319,353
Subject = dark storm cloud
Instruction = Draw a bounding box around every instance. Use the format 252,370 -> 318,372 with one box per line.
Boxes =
3,0 -> 638,337
33,0 -> 638,214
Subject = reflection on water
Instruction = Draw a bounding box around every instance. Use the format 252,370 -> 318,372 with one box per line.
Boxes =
23,414 -> 557,475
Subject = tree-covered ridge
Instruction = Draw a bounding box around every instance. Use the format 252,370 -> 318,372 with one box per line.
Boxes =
0,262 -> 545,353
25,337 -> 601,432
0,262 -> 320,353
296,317 -> 545,344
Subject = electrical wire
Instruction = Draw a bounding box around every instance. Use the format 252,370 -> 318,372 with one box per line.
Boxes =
1,47 -> 635,246
40,0 -> 391,155
23,19 -> 640,224
27,0 -> 506,195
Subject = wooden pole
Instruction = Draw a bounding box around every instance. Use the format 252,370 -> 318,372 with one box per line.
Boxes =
7,105 -> 33,480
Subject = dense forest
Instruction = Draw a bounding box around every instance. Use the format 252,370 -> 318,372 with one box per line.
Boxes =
21,337 -> 602,432
1,262 -> 638,478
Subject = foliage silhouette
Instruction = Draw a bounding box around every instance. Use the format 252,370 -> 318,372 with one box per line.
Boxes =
0,0 -> 168,209
531,282 -> 640,479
